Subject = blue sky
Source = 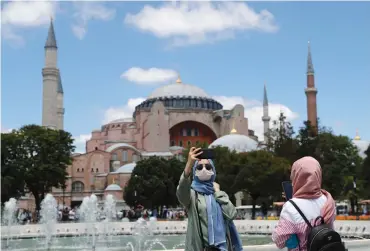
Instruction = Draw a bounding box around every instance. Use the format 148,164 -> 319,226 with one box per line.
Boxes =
2,1 -> 369,152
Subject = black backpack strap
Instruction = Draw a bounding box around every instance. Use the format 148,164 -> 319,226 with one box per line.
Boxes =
289,200 -> 313,229
195,191 -> 206,249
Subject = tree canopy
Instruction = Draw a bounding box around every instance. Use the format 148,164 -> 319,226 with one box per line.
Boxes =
124,156 -> 183,208
1,125 -> 74,209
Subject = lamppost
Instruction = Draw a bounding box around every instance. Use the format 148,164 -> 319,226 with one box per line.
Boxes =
351,162 -> 358,216
134,175 -> 138,208
62,184 -> 66,208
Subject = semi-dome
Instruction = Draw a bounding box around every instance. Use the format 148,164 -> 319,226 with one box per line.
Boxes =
113,162 -> 136,174
105,184 -> 122,191
148,76 -> 209,99
209,132 -> 258,153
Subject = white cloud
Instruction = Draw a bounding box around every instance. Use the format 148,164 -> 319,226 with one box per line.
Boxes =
121,67 -> 178,85
73,134 -> 91,153
71,2 -> 116,39
1,0 -> 57,45
125,2 -> 278,47
213,96 -> 299,140
1,125 -> 13,134
103,98 -> 146,124
102,95 -> 298,141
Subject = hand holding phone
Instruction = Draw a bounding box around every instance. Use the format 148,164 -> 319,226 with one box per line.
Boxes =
197,148 -> 215,160
282,181 -> 293,200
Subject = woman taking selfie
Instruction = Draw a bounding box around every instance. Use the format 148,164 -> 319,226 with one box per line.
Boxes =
176,147 -> 242,251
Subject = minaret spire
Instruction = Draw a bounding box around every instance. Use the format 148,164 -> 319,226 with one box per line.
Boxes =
307,41 -> 314,75
45,18 -> 57,49
305,41 -> 318,134
262,82 -> 270,144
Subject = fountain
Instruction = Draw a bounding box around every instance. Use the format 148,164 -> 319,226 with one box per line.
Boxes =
78,194 -> 99,251
3,198 -> 17,249
103,194 -> 117,245
40,193 -> 58,250
1,194 -> 369,251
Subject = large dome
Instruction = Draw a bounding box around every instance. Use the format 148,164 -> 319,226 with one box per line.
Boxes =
148,77 -> 209,99
209,133 -> 259,153
134,76 -> 222,114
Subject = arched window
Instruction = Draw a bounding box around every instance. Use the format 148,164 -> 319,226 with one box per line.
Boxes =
186,128 -> 192,136
122,150 -> 128,162
179,140 -> 183,147
72,181 -> 84,192
170,140 -> 175,146
187,141 -> 191,147
112,153 -> 117,161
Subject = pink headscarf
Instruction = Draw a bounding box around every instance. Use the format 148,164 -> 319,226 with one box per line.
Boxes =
290,156 -> 336,223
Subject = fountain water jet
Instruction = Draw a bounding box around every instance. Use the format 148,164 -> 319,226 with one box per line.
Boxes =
78,194 -> 99,251
3,198 -> 17,249
40,193 -> 58,251
103,194 -> 117,246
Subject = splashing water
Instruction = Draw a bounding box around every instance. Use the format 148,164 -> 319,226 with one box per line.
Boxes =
40,193 -> 58,250
132,217 -> 154,251
3,198 -> 17,249
103,194 -> 117,244
78,194 -> 99,250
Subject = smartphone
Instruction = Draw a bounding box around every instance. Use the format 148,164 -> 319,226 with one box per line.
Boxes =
197,148 -> 215,159
282,181 -> 293,200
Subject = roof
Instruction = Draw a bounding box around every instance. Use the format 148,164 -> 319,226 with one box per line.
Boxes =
105,184 -> 122,191
209,134 -> 258,153
148,81 -> 209,99
112,162 -> 136,174
105,143 -> 140,153
45,19 -> 57,49
108,118 -> 134,124
141,151 -> 173,157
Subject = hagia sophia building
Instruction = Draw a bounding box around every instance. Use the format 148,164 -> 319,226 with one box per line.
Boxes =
17,20 -> 369,210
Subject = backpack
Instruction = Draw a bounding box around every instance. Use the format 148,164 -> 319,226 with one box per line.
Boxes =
288,200 -> 346,251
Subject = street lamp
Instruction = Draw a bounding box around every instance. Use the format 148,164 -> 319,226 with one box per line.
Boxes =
134,175 -> 138,207
351,162 -> 358,216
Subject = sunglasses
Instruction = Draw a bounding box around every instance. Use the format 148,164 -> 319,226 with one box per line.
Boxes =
196,164 -> 212,171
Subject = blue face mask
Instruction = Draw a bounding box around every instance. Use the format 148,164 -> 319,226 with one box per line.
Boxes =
286,234 -> 299,249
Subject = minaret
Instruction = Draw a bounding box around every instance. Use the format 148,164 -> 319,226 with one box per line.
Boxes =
42,18 -> 64,130
262,83 -> 270,143
305,41 -> 318,133
56,73 -> 64,130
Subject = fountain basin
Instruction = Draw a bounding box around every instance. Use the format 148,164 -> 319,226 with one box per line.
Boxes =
2,220 -> 369,239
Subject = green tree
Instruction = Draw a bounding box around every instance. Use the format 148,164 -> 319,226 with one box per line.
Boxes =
124,156 -> 183,209
211,146 -> 241,203
296,122 -> 362,199
1,131 -> 26,205
5,125 -> 74,210
266,112 -> 299,164
360,145 -> 370,198
234,150 -> 290,219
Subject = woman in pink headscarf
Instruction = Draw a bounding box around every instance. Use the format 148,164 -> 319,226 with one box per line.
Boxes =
272,156 -> 336,251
